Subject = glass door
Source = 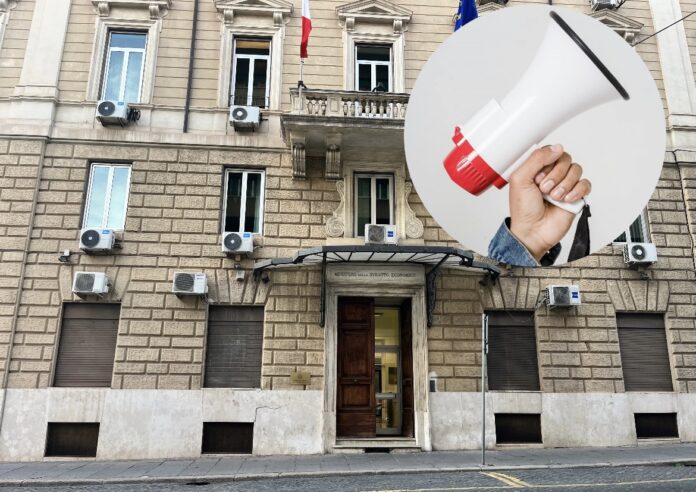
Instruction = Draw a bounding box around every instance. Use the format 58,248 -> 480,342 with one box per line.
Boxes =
374,307 -> 402,436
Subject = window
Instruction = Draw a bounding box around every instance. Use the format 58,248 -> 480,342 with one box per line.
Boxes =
83,164 -> 131,230
486,311 -> 540,391
204,306 -> 263,388
356,44 -> 392,92
495,414 -> 542,444
53,304 -> 120,388
617,313 -> 673,392
101,31 -> 147,102
223,169 -> 265,234
354,174 -> 394,237
634,413 -> 679,439
202,422 -> 254,454
614,213 -> 648,243
45,423 -> 100,457
231,38 -> 271,108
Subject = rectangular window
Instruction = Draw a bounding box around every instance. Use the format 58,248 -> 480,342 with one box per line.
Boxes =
614,212 -> 648,243
354,173 -> 394,237
634,413 -> 679,439
45,423 -> 100,457
495,414 -> 542,444
101,31 -> 147,103
356,44 -> 392,92
223,169 -> 265,234
617,313 -> 673,392
486,311 -> 540,391
231,38 -> 271,108
204,306 -> 263,388
202,422 -> 254,454
83,164 -> 131,230
53,304 -> 119,388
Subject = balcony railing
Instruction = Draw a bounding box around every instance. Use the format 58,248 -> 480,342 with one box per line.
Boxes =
289,88 -> 409,120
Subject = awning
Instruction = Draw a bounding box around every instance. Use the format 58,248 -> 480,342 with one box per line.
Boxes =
254,245 -> 500,328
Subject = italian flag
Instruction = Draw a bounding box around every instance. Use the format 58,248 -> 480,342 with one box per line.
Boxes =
301,0 -> 312,58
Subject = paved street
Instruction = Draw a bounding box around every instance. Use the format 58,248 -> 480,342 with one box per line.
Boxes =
1,465 -> 696,491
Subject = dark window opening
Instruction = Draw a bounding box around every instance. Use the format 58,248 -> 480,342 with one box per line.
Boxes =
356,44 -> 391,92
634,413 -> 679,439
486,311 -> 539,391
495,414 -> 542,444
202,422 -> 253,454
232,38 -> 271,108
45,423 -> 100,457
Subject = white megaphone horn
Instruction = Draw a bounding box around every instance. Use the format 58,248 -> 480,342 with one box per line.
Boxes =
444,11 -> 630,214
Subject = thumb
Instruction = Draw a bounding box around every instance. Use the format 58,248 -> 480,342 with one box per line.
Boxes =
511,144 -> 564,184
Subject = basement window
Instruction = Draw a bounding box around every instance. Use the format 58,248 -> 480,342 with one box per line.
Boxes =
201,422 -> 254,454
634,413 -> 679,439
495,414 -> 542,444
45,423 -> 100,457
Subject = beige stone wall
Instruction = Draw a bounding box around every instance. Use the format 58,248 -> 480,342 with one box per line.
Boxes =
681,0 -> 696,82
0,0 -> 34,99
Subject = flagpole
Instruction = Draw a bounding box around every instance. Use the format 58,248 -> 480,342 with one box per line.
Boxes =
299,57 -> 304,112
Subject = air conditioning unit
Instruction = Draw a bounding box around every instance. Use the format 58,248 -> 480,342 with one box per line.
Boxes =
222,231 -> 254,255
72,272 -> 110,297
229,105 -> 261,130
623,242 -> 658,266
545,285 -> 581,308
79,228 -> 116,253
364,224 -> 398,245
172,272 -> 208,297
96,100 -> 130,126
590,0 -> 619,11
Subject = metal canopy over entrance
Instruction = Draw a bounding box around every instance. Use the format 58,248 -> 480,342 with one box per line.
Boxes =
253,245 -> 500,328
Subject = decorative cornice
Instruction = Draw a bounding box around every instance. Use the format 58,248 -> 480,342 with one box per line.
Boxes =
214,0 -> 293,26
92,0 -> 172,19
337,0 -> 412,34
476,2 -> 504,15
590,9 -> 643,43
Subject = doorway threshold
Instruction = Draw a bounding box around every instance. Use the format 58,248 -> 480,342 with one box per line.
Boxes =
334,437 -> 420,453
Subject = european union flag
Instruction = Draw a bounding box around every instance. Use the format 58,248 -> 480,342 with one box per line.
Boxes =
455,0 -> 478,31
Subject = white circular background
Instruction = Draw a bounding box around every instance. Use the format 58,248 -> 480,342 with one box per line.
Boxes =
405,5 -> 666,265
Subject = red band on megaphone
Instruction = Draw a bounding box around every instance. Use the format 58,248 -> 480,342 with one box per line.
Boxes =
443,134 -> 503,196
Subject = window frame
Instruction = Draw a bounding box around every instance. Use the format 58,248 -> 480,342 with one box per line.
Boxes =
222,168 -> 266,235
353,173 -> 395,237
82,163 -> 132,231
355,44 -> 392,92
613,210 -> 649,244
230,37 -> 272,108
100,30 -> 148,103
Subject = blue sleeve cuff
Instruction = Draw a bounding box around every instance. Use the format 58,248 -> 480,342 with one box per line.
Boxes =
488,219 -> 540,267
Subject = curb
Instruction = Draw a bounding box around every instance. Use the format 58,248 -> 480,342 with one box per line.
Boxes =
0,458 -> 693,487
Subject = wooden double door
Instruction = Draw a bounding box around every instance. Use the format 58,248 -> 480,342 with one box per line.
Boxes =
336,297 -> 414,438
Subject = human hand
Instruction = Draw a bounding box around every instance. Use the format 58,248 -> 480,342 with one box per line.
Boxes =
508,144 -> 592,261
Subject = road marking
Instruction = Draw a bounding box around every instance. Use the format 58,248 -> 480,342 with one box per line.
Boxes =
481,471 -> 530,487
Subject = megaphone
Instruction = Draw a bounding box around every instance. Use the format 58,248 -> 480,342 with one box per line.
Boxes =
443,11 -> 629,214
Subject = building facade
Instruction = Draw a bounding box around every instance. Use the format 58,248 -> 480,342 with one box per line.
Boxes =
0,0 -> 695,460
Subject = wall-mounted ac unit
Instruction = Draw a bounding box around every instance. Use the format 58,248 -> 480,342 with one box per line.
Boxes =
229,105 -> 261,130
590,0 -> 619,11
545,285 -> 581,308
623,242 -> 657,266
364,224 -> 398,245
72,272 -> 110,297
222,231 -> 254,255
79,228 -> 115,253
172,272 -> 208,297
96,100 -> 130,126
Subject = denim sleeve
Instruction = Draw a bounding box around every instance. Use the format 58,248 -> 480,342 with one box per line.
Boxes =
487,218 -> 540,267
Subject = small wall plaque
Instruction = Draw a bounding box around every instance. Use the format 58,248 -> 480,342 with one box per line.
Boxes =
290,370 -> 311,385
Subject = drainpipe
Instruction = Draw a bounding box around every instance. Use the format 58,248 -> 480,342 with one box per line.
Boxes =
183,0 -> 200,133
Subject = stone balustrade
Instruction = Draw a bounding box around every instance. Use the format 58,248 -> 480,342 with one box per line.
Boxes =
290,88 -> 409,119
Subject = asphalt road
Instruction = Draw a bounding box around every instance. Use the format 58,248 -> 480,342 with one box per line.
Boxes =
2,465 -> 696,491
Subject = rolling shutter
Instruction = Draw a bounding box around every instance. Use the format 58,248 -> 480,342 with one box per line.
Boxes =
53,304 -> 119,387
617,313 -> 673,392
204,306 -> 263,388
486,311 -> 540,391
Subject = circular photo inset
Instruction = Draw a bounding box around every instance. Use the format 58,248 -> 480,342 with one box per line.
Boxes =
405,5 -> 665,267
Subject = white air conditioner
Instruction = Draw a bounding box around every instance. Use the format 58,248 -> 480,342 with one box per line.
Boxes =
96,100 -> 130,126
364,224 -> 398,245
545,285 -> 581,308
229,105 -> 261,130
172,272 -> 208,297
590,0 -> 619,11
623,242 -> 657,266
222,231 -> 254,255
72,272 -> 110,297
79,228 -> 116,253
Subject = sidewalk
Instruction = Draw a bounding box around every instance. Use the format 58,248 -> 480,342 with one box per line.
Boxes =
0,443 -> 694,487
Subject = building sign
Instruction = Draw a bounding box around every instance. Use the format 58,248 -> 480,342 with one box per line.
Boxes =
290,371 -> 311,385
326,265 -> 424,286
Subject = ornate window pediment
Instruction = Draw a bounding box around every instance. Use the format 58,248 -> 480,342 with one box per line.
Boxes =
92,0 -> 172,19
590,9 -> 643,43
476,2 -> 504,15
214,0 -> 293,26
337,0 -> 412,34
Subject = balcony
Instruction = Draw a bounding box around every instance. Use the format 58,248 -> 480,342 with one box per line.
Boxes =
282,88 -> 410,179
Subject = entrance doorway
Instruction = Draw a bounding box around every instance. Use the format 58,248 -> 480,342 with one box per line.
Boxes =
336,297 -> 414,438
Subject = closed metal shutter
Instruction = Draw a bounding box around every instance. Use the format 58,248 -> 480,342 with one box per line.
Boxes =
617,313 -> 673,392
204,306 -> 263,388
53,304 -> 120,387
486,311 -> 540,391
